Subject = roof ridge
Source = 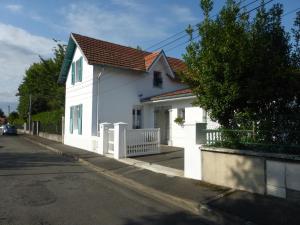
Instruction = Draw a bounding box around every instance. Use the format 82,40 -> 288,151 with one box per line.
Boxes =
71,32 -> 152,55
71,33 -> 184,63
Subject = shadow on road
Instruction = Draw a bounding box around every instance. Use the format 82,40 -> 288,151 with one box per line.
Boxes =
0,152 -> 76,170
208,190 -> 300,225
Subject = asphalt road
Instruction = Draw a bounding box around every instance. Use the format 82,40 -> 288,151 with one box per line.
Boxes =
0,135 -> 212,225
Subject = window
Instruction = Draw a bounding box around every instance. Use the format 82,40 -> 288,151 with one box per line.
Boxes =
132,106 -> 142,129
71,57 -> 83,85
177,108 -> 185,120
70,104 -> 83,135
153,71 -> 163,88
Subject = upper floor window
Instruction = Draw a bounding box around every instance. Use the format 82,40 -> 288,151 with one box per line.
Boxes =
153,71 -> 163,88
71,57 -> 83,85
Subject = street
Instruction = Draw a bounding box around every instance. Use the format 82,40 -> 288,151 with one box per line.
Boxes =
0,135 -> 211,225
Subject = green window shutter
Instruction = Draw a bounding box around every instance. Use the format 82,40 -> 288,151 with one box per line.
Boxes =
71,62 -> 75,85
70,106 -> 73,134
78,57 -> 83,82
78,104 -> 83,135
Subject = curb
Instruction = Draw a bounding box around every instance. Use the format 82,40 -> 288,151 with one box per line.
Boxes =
23,136 -> 257,225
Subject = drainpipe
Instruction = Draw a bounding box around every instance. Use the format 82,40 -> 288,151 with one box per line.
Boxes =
96,67 -> 105,136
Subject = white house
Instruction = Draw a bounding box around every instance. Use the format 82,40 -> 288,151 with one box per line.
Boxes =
58,33 -> 218,152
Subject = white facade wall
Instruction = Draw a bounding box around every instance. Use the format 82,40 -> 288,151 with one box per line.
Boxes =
64,46 -> 95,151
143,98 -> 219,148
64,48 -> 220,150
93,56 -> 187,133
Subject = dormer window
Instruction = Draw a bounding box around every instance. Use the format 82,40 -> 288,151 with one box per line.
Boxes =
153,71 -> 163,88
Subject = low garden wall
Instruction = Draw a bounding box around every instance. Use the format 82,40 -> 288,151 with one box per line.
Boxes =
201,146 -> 300,200
38,132 -> 62,143
17,128 -> 63,143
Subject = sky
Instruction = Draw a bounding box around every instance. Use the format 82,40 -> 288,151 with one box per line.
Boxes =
0,0 -> 299,115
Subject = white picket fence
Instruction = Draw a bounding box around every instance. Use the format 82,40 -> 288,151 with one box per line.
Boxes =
126,128 -> 160,157
205,130 -> 222,145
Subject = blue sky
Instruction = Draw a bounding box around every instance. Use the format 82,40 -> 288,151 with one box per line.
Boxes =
0,0 -> 299,114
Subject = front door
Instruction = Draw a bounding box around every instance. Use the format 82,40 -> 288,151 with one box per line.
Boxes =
154,107 -> 170,144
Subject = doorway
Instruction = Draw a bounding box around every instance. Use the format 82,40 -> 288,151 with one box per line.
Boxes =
154,106 -> 170,144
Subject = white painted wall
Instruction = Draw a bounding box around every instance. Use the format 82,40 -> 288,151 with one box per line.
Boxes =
143,98 -> 219,148
64,46 -> 95,151
64,46 -> 219,151
93,57 -> 187,133
267,160 -> 300,198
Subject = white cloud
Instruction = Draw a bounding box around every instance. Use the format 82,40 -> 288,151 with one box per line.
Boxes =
170,5 -> 198,22
60,2 -> 174,47
5,4 -> 23,13
0,23 -> 55,103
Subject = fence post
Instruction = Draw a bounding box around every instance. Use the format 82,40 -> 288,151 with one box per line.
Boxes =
62,116 -> 65,143
99,123 -> 111,155
184,123 -> 202,180
114,122 -> 128,159
36,121 -> 40,136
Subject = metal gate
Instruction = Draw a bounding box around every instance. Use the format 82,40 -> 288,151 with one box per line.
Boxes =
108,128 -> 114,154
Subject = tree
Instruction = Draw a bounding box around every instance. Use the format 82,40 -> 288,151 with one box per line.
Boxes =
0,108 -> 4,117
17,42 -> 66,119
8,111 -> 19,124
182,0 -> 300,144
183,0 -> 251,128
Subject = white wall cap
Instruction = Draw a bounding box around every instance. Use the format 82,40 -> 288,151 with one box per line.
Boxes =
100,122 -> 112,125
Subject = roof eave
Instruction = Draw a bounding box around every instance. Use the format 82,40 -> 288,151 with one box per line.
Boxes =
58,36 -> 77,84
141,94 -> 195,104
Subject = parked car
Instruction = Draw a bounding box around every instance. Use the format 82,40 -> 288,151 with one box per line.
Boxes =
0,124 -> 17,135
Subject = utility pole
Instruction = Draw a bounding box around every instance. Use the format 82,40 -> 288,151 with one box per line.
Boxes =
7,105 -> 10,115
28,94 -> 32,132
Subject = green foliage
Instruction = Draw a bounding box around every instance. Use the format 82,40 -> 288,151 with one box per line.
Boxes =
0,108 -> 4,117
136,45 -> 143,50
182,0 -> 300,145
174,117 -> 185,125
17,42 -> 66,119
32,110 -> 63,135
8,111 -> 19,124
32,109 -> 63,125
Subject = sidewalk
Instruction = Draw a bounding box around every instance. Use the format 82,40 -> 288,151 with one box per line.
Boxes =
133,145 -> 184,170
23,134 -> 300,225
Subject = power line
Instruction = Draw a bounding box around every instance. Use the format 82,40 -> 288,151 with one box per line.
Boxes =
166,0 -> 274,53
165,34 -> 200,53
283,7 -> 300,17
66,0 -> 275,97
150,0 -> 261,53
146,0 -> 250,51
63,0 -> 261,86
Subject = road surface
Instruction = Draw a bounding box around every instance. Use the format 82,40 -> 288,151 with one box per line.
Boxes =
0,135 -> 212,225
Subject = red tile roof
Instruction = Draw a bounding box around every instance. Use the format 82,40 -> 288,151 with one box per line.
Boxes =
72,33 -> 186,73
144,51 -> 160,70
142,88 -> 193,102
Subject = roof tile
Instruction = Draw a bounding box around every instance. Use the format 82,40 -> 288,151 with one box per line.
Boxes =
72,33 -> 186,73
